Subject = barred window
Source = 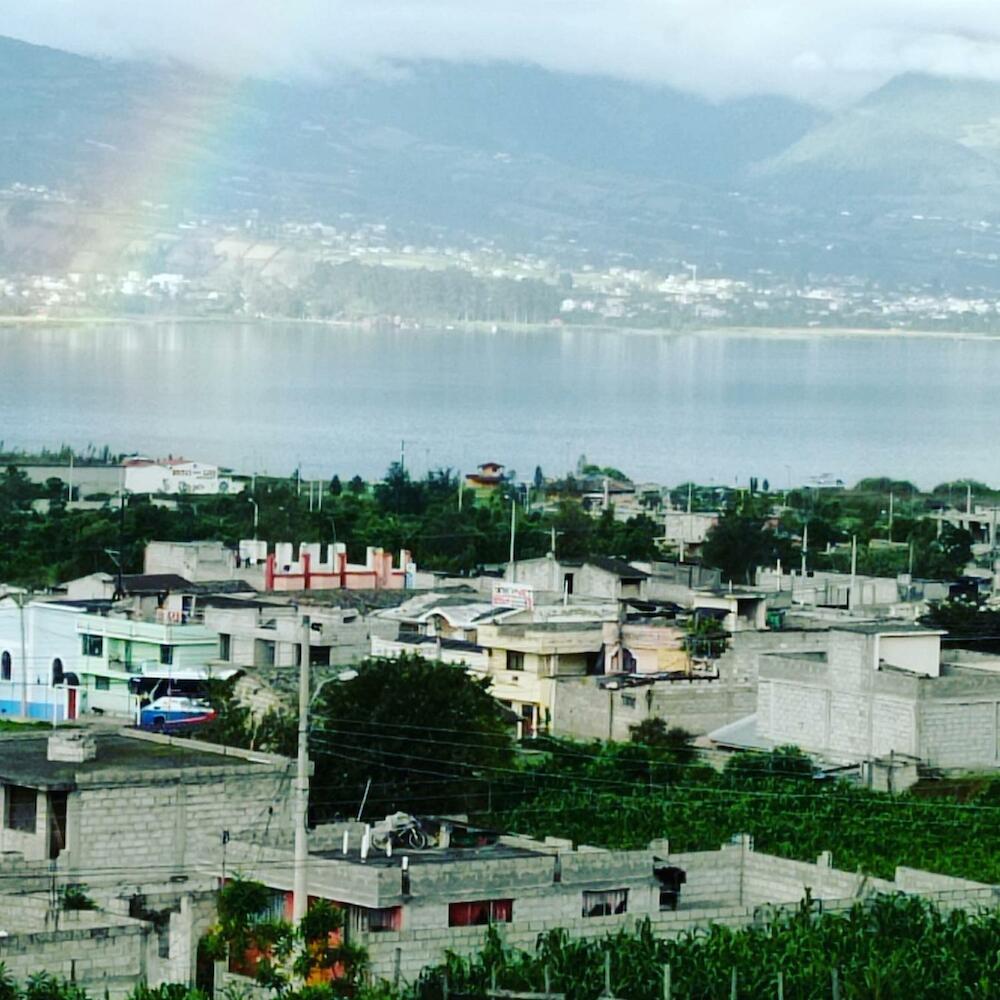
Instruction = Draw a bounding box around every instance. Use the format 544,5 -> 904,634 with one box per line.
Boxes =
448,899 -> 513,927
582,889 -> 628,918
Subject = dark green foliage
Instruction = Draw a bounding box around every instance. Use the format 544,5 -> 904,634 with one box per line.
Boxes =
684,615 -> 729,659
921,597 -> 1000,653
129,987 -> 209,1000
309,655 -> 515,819
491,741 -> 1000,884
304,260 -> 561,325
205,879 -> 366,998
411,897 -> 1000,1000
59,884 -> 97,911
701,500 -> 794,583
722,746 -> 815,782
0,466 -> 661,586
628,718 -> 694,751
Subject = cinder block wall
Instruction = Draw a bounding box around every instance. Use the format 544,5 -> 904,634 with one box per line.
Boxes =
0,919 -> 153,1000
71,767 -> 293,877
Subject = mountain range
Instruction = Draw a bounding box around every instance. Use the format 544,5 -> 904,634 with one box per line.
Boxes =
4,34 -> 1000,285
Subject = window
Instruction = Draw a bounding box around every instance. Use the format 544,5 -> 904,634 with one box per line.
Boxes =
364,906 -> 402,933
506,651 -> 525,672
309,645 -> 331,667
582,889 -> 628,918
159,645 -> 174,665
585,649 -> 605,676
620,694 -> 636,708
655,866 -> 686,911
6,785 -> 37,833
1,651 -> 10,682
520,703 -> 536,737
448,899 -> 513,927
255,639 -> 276,667
256,889 -> 288,923
219,634 -> 231,661
81,634 -> 103,657
94,676 -> 110,691
52,659 -> 65,686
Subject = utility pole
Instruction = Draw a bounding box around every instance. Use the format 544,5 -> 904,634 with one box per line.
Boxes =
400,440 -> 405,475
115,491 -> 126,600
550,526 -> 557,556
457,475 -> 464,512
888,491 -> 894,540
508,502 -> 517,581
17,591 -> 28,718
292,615 -> 311,923
801,522 -> 808,577
848,535 -> 858,612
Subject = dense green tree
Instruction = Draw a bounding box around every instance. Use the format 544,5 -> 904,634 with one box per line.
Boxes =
920,597 -> 1000,652
308,655 -> 515,819
701,503 -> 793,583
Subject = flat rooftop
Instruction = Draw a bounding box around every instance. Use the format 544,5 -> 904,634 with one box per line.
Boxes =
0,731 -> 256,790
834,623 -> 945,636
312,842 -> 546,867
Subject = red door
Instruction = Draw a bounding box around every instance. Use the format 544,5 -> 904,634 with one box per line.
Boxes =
67,688 -> 77,721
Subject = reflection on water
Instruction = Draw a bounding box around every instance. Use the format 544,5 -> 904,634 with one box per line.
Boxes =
1,322 -> 997,487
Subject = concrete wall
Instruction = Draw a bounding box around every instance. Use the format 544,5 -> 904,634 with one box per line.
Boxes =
0,733 -> 292,877
13,464 -> 122,497
145,541 -> 263,586
757,631 -> 1000,768
550,667 -> 756,741
549,629 -> 834,741
69,763 -> 294,877
508,559 -> 631,601
206,605 -> 370,670
0,910 -> 155,999
352,845 -> 996,986
879,633 -> 941,677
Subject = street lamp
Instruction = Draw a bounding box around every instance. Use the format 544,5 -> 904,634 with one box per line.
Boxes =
248,498 -> 259,539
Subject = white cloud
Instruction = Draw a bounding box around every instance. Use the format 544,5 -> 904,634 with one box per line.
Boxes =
6,0 -> 1000,105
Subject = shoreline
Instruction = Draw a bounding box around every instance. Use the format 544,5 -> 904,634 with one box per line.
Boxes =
1,313 -> 1000,342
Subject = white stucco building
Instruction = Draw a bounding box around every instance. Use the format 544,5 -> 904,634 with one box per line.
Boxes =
124,458 -> 243,496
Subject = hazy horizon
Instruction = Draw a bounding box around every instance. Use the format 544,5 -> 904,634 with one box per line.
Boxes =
6,2 -> 1000,107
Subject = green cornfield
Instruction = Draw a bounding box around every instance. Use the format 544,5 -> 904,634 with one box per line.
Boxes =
411,896 -> 1000,999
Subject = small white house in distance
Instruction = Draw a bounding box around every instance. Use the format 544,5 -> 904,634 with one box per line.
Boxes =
123,457 -> 244,496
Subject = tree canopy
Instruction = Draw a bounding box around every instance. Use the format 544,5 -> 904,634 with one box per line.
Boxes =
308,655 -> 515,819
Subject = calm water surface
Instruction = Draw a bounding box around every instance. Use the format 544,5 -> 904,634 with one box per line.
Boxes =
1,322 -> 997,487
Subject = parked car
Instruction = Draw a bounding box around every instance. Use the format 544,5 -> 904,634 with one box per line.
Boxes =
139,696 -> 216,731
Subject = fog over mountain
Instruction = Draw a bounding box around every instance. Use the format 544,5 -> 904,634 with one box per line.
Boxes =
4,32 -> 1000,286
8,1 -> 1000,106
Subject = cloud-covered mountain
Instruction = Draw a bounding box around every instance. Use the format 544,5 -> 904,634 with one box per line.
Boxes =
5,35 -> 1000,285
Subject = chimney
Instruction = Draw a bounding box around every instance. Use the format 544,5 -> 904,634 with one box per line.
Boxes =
47,731 -> 97,763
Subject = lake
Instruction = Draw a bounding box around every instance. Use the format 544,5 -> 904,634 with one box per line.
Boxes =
1,322 -> 998,489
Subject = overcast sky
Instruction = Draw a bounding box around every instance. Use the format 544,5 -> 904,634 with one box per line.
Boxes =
4,1 -> 1000,106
